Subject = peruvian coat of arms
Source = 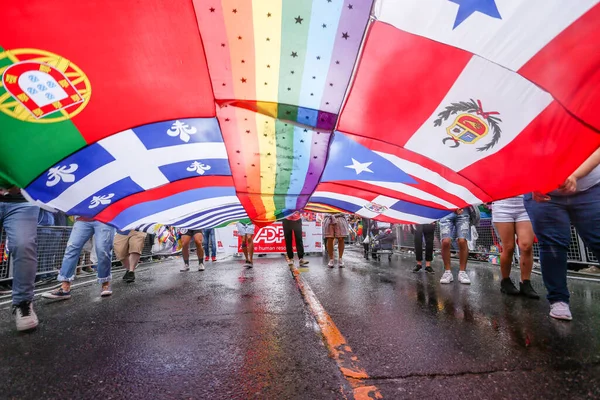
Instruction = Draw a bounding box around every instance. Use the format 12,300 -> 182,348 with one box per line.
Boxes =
433,99 -> 502,151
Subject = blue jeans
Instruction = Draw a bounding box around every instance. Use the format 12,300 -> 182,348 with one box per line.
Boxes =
58,220 -> 115,283
524,184 -> 600,304
0,202 -> 39,305
439,210 -> 471,241
203,228 -> 216,257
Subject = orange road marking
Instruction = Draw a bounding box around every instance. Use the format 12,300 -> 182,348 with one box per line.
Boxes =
289,265 -> 383,399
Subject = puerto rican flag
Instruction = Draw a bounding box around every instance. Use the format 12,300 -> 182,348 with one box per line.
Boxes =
337,21 -> 600,212
373,0 -> 600,130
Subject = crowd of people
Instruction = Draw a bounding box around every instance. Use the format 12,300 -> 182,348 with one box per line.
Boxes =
1,148 -> 599,331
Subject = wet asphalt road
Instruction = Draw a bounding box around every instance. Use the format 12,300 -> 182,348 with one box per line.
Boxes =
1,246 -> 599,400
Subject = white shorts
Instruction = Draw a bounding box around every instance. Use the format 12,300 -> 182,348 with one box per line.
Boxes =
492,197 -> 530,223
236,222 -> 255,236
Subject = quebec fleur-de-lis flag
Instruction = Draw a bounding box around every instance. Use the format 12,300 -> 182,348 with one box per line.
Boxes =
1,0 -> 599,229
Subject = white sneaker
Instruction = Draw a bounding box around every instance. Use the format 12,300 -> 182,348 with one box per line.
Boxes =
549,302 -> 573,321
198,263 -> 205,271
286,257 -> 294,266
458,271 -> 471,284
12,301 -> 38,332
440,270 -> 454,284
339,258 -> 345,268
328,259 -> 335,268
100,284 -> 113,297
180,264 -> 190,272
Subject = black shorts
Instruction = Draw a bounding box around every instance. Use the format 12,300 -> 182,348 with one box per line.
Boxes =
180,229 -> 203,237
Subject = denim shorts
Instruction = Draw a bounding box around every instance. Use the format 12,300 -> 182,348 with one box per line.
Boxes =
439,212 -> 471,241
236,222 -> 255,236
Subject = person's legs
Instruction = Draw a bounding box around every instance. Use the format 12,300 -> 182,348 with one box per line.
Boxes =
241,236 -> 249,262
113,233 -> 130,271
282,219 -> 295,261
439,215 -> 455,271
3,203 -> 39,305
292,219 -> 305,260
455,213 -> 471,272
209,230 -> 217,258
181,234 -> 192,269
202,231 -> 210,261
514,219 -> 538,299
93,222 -> 116,290
515,221 -> 535,281
494,222 -> 516,279
194,232 -> 204,261
246,234 -> 254,264
414,224 -> 424,264
337,237 -> 345,259
194,232 -> 205,270
524,195 -> 571,304
126,231 -> 146,272
423,224 -> 435,267
326,237 -> 335,261
3,202 -> 40,330
57,221 -> 95,290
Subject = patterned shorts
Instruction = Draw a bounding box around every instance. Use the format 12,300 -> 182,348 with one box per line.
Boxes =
439,212 -> 471,241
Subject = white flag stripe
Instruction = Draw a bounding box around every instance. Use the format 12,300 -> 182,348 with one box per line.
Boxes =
311,191 -> 369,208
375,208 -> 438,224
374,0 -> 597,70
362,180 -> 458,209
174,204 -> 243,228
374,152 -> 482,205
354,195 -> 399,219
122,196 -> 241,230
176,208 -> 247,229
48,137 -> 227,211
404,56 -> 553,171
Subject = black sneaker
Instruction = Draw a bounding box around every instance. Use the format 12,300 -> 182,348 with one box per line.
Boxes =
124,271 -> 135,283
520,280 -> 540,299
413,265 -> 423,273
424,266 -> 434,274
500,278 -> 520,295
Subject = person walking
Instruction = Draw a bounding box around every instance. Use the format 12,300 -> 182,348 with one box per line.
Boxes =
323,213 -> 350,268
0,184 -> 39,331
237,221 -> 255,267
524,148 -> 600,321
492,197 -> 539,299
412,223 -> 435,273
179,229 -> 205,271
114,229 -> 147,283
42,217 -> 116,300
282,212 -> 308,267
202,228 -> 217,262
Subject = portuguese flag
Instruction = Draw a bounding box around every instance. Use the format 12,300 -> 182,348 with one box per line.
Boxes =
0,0 -> 216,188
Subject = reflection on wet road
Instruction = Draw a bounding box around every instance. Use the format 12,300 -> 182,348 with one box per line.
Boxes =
1,247 -> 599,399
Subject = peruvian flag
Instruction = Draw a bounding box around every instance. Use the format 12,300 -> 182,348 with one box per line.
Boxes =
337,21 -> 600,204
374,0 -> 600,130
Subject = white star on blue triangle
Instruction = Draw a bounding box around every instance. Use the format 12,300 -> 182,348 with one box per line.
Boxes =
448,0 -> 502,29
320,132 -> 417,184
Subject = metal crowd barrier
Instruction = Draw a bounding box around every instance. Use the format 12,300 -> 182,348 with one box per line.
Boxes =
395,218 -> 600,266
0,226 -> 157,282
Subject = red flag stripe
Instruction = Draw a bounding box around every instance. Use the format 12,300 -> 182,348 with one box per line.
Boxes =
519,4 -> 600,131
94,176 -> 235,224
